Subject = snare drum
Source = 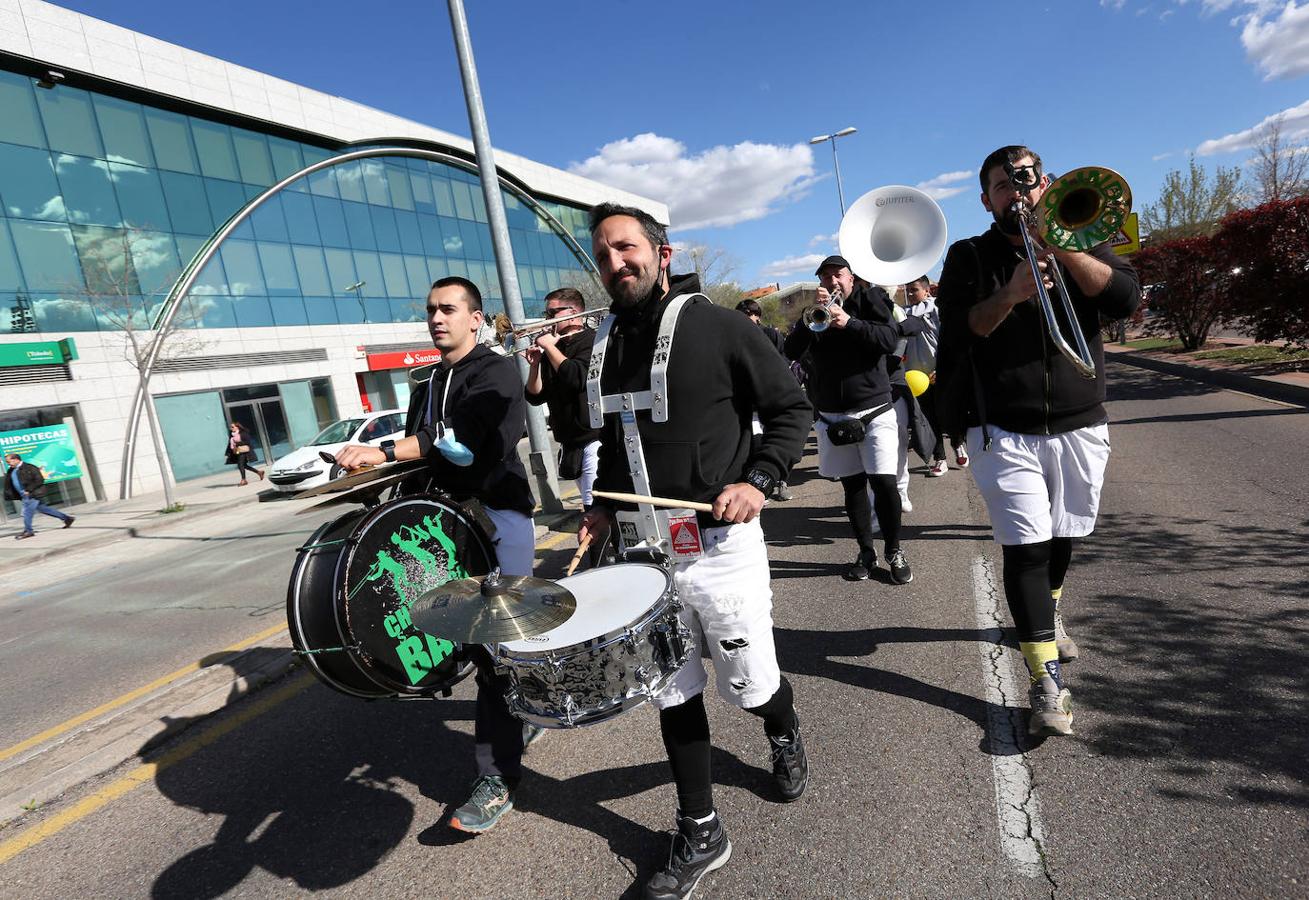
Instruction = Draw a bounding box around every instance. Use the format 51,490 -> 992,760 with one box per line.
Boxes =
495,564 -> 692,728
287,494 -> 494,699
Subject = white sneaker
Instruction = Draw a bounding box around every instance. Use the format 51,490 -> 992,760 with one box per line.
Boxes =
900,496 -> 913,514
955,443 -> 970,468
927,459 -> 949,477
1028,676 -> 1073,737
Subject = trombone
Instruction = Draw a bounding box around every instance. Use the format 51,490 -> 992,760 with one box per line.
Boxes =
494,308 -> 606,355
1008,164 -> 1132,379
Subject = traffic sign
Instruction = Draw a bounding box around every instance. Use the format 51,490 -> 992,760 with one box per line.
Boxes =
1111,211 -> 1140,256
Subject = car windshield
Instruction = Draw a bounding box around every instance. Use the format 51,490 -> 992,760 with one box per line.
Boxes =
311,419 -> 365,445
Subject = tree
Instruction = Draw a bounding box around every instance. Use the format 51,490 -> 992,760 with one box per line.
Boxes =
1139,156 -> 1243,242
72,227 -> 203,508
1215,197 -> 1309,349
1133,235 -> 1233,350
1248,115 -> 1309,205
677,243 -> 745,308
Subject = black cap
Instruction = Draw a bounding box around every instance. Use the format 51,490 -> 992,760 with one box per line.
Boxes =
815,255 -> 850,275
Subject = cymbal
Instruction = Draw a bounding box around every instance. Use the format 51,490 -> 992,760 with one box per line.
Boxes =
295,469 -> 417,515
412,572 -> 575,643
296,458 -> 427,499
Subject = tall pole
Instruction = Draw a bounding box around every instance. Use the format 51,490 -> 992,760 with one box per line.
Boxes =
446,0 -> 562,513
831,141 -> 846,215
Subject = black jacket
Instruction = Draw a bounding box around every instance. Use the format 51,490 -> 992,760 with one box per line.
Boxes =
784,283 -> 923,412
223,426 -> 259,465
4,461 -> 44,500
404,343 -> 534,515
935,223 -> 1140,435
525,325 -> 602,449
592,274 -> 810,521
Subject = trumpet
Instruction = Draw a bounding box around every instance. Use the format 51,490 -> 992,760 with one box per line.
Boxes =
1008,164 -> 1132,379
495,308 -> 605,355
803,289 -> 842,332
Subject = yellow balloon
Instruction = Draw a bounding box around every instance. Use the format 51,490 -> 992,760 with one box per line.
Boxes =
905,369 -> 930,397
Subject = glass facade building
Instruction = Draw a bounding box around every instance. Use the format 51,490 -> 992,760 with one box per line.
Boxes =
0,67 -> 599,336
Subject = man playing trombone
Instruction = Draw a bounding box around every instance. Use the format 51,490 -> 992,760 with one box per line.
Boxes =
935,145 -> 1140,737
524,287 -> 602,507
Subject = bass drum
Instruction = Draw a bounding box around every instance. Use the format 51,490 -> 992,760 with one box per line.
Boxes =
287,494 -> 496,698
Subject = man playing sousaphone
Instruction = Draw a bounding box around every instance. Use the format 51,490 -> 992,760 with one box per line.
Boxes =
935,145 -> 1140,737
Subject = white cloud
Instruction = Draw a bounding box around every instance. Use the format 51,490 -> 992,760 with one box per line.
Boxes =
1152,151 -> 1175,161
759,253 -> 826,279
1240,1 -> 1309,79
1195,98 -> 1309,154
807,232 -> 836,248
1101,0 -> 1127,8
569,133 -> 819,231
914,170 -> 973,200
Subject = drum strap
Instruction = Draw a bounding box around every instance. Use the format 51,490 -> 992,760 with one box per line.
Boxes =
585,293 -> 701,549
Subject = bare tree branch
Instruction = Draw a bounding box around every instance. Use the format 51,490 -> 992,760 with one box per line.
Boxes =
1249,114 -> 1309,204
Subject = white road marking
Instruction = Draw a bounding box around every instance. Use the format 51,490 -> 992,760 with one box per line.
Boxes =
971,554 -> 1052,881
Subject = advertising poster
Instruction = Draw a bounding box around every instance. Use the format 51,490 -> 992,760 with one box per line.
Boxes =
0,424 -> 84,483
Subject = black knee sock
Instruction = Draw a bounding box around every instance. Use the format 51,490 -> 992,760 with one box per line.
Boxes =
868,474 -> 901,552
840,474 -> 877,554
744,676 -> 797,737
1049,537 -> 1074,593
659,695 -> 713,819
1001,541 -> 1055,643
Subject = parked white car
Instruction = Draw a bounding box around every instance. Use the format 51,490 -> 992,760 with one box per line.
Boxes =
268,410 -> 407,494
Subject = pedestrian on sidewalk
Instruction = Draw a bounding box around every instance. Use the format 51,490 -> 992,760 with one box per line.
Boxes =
224,423 -> 264,486
4,452 -> 74,539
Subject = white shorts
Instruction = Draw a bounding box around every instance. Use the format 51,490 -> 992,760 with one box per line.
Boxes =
816,404 -> 900,478
652,518 -> 782,711
574,439 -> 600,507
484,506 -> 536,576
966,423 -> 1111,546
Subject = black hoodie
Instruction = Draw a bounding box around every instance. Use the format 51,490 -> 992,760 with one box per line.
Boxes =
592,274 -> 810,522
404,343 -> 534,515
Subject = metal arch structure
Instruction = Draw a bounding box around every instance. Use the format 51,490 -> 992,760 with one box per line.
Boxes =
119,145 -> 602,498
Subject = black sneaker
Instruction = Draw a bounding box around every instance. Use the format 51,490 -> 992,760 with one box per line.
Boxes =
768,717 -> 809,802
887,548 -> 913,584
843,549 -> 878,581
644,812 -> 732,900
449,775 -> 514,834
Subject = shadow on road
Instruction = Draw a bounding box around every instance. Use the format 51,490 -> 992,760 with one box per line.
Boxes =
1105,363 -> 1216,402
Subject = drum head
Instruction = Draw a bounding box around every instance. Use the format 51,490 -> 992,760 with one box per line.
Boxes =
499,564 -> 669,652
339,496 -> 494,694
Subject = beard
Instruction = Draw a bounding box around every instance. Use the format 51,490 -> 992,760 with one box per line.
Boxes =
993,204 -> 1023,236
605,262 -> 662,310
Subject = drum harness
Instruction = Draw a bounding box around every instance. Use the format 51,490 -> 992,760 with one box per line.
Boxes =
585,292 -> 700,556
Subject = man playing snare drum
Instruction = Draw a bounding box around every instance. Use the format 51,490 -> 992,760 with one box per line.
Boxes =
579,203 -> 812,900
335,275 -> 537,835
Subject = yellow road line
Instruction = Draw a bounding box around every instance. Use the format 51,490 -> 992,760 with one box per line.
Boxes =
0,673 -> 312,866
535,529 -> 574,552
0,622 -> 289,764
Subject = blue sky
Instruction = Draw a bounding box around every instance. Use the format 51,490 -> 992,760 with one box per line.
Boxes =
55,0 -> 1309,287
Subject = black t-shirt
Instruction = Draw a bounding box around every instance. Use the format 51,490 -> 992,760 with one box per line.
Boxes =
525,325 -> 601,449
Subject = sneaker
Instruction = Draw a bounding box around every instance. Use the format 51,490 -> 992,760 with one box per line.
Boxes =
1054,607 -> 1080,663
843,549 -> 878,581
772,481 -> 793,502
522,723 -> 548,752
63,516 -> 75,529
887,548 -> 913,584
449,775 -> 514,834
955,443 -> 970,468
927,459 -> 949,477
1027,676 -> 1073,737
15,531 -> 34,540
900,496 -> 913,514
768,717 -> 809,802
644,812 -> 732,900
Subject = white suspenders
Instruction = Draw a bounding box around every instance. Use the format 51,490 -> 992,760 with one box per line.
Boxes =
585,293 -> 701,550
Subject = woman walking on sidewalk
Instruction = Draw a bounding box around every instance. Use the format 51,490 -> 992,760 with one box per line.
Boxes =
224,423 -> 265,486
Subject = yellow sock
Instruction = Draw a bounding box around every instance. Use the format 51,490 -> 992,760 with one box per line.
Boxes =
1020,640 -> 1061,687
1051,586 -> 1063,604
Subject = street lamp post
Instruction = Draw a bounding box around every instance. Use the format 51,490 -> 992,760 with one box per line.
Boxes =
344,280 -> 366,321
809,126 -> 858,215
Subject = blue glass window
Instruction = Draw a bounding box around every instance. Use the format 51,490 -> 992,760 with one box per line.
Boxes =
303,295 -> 339,325
204,178 -> 247,227
232,129 -> 274,185
0,221 -> 23,292
426,256 -> 449,284
342,200 -> 376,250
311,195 -> 349,247
404,255 -> 429,297
439,217 -> 463,255
111,162 -> 171,231
268,138 -> 305,182
191,121 -> 240,181
451,180 -> 475,220
360,159 -> 390,206
410,170 -> 434,215
33,291 -> 98,332
54,154 -> 121,227
0,143 -> 64,221
280,191 -> 320,245
0,71 -> 44,149
394,210 -> 423,254
385,165 -> 413,211
323,248 -> 357,295
271,295 -> 308,326
92,95 -> 154,168
306,164 -> 338,198
195,295 -> 237,328
418,215 -> 444,256
257,243 -> 299,296
380,253 -> 408,298
335,161 -> 365,203
219,240 -> 265,296
233,295 -> 273,327
351,251 -> 384,298
144,108 -> 199,174
250,195 -> 290,243
159,171 -> 213,235
34,86 -> 103,158
291,245 -> 331,295
129,230 -> 182,296
9,221 -> 83,290
71,224 -> 137,295
431,177 -> 456,217
370,205 -> 401,252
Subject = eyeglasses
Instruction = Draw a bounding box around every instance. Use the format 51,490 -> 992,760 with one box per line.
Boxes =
543,307 -> 577,319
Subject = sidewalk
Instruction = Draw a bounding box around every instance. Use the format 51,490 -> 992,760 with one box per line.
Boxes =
1105,337 -> 1309,408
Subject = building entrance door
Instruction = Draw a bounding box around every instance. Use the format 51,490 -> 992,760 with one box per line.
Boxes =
224,399 -> 291,466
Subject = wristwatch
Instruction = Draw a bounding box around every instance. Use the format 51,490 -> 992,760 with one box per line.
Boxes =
380,439 -> 397,463
744,468 -> 775,496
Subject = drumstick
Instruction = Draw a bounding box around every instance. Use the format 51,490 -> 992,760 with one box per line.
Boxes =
590,490 -> 714,513
564,533 -> 592,577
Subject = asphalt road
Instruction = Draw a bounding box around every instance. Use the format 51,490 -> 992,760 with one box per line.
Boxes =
2,361 -> 1306,898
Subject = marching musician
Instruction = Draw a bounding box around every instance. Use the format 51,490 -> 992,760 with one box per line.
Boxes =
784,256 -> 924,585
334,275 -> 537,834
524,287 -> 602,507
900,275 -> 969,477
578,203 -> 811,900
934,145 -> 1140,737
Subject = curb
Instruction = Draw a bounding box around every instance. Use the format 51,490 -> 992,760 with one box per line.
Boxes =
1108,351 -> 1309,408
